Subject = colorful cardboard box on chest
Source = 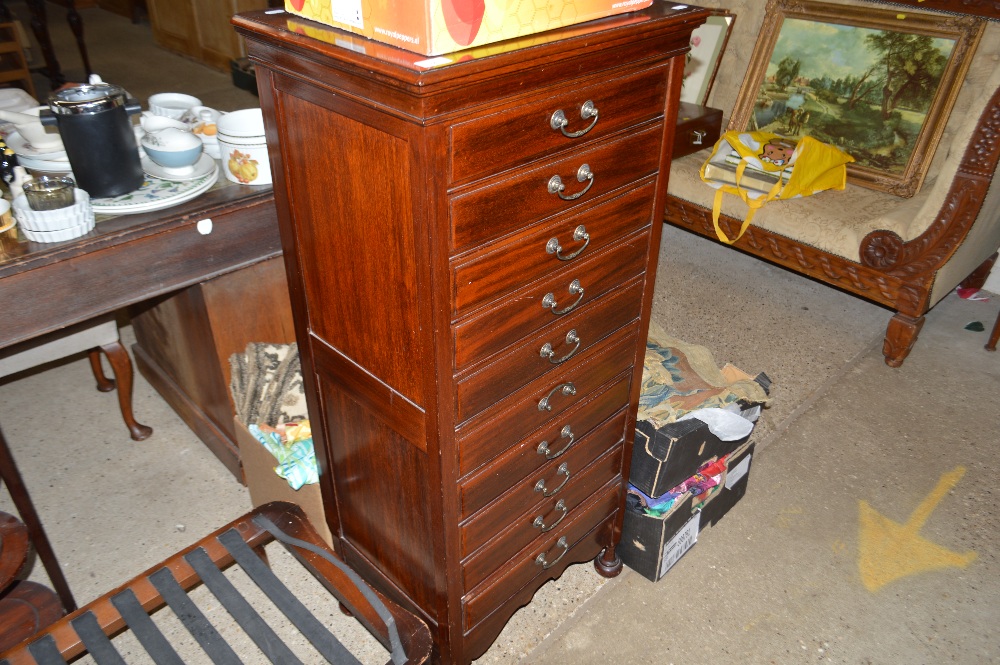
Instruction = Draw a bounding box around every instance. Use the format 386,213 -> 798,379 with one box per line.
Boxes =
284,0 -> 653,56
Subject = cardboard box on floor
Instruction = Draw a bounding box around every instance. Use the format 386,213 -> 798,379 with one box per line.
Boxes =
620,441 -> 755,582
284,0 -> 652,57
629,364 -> 768,498
234,418 -> 333,546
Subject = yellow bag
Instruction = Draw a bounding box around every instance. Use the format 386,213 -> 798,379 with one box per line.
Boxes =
699,130 -> 854,244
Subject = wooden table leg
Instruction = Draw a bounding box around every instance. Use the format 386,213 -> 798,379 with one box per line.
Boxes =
0,426 -> 76,613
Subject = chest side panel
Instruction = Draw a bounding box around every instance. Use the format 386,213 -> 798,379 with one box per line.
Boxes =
276,91 -> 424,406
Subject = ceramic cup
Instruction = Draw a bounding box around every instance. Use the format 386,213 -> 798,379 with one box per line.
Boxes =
23,176 -> 77,211
217,108 -> 271,186
148,93 -> 203,120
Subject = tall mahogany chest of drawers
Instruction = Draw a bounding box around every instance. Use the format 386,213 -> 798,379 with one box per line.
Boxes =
235,6 -> 708,662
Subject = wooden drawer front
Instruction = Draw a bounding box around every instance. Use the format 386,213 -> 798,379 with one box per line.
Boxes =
452,182 -> 655,318
457,327 -> 637,475
460,417 -> 624,560
453,232 -> 649,370
450,123 -> 662,252
455,278 -> 643,422
460,391 -> 630,516
449,67 -> 667,185
463,480 -> 620,631
462,446 -> 622,590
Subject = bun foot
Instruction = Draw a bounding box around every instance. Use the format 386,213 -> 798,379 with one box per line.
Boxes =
593,548 -> 623,578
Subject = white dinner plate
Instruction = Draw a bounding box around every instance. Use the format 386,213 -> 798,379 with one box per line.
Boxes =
90,167 -> 219,215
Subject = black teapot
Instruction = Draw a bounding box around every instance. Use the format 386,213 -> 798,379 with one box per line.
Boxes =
40,78 -> 143,198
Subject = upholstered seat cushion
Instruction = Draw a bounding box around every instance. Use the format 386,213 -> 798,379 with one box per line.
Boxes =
667,156 -> 932,261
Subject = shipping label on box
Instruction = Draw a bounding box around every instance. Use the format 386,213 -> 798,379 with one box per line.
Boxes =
285,0 -> 653,57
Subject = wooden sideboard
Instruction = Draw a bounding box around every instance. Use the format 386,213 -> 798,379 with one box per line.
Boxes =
235,6 -> 708,663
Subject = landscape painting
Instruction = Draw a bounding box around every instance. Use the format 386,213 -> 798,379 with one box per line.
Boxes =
729,0 -> 984,197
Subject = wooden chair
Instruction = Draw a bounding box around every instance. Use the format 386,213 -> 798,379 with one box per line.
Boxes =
0,501 -> 433,665
0,314 -> 152,441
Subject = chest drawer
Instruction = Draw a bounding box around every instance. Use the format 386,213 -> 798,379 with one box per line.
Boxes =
459,412 -> 625,558
449,66 -> 668,185
459,387 -> 630,517
450,123 -> 662,252
451,182 -> 655,318
455,278 -> 644,422
457,326 -> 638,474
463,480 -> 620,631
461,445 -> 623,590
453,233 -> 649,370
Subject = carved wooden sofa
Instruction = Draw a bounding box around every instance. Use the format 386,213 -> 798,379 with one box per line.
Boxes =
665,0 -> 1000,366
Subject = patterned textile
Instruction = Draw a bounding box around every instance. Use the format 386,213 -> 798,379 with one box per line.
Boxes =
230,343 -> 308,427
636,323 -> 768,427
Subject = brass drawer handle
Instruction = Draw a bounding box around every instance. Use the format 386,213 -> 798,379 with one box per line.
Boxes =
542,279 -> 585,315
538,383 -> 576,412
545,225 -> 590,261
533,499 -> 568,532
537,425 -> 575,459
534,462 -> 570,497
535,536 -> 569,569
547,164 -> 594,201
540,329 -> 581,365
549,100 -> 599,138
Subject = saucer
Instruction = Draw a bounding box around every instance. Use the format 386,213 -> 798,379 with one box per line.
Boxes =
141,153 -> 216,182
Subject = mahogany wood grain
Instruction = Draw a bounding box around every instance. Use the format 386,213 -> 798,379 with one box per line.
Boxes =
459,398 -> 631,517
0,511 -> 28,588
0,581 -> 64,652
453,234 -> 649,370
235,6 -> 707,661
449,124 -> 663,252
449,65 -> 669,185
455,281 -> 644,421
450,183 -> 655,317
460,446 -> 623,584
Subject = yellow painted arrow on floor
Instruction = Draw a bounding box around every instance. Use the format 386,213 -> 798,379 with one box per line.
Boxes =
858,466 -> 977,592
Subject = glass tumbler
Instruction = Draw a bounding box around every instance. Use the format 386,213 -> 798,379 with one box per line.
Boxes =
23,176 -> 77,211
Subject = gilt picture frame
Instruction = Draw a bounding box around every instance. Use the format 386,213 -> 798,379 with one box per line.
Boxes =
729,0 -> 984,197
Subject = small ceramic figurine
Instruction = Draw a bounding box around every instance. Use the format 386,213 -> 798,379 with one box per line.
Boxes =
8,166 -> 31,201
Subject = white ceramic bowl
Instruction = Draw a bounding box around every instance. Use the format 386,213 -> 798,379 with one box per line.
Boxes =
12,189 -> 94,232
216,108 -> 265,137
20,218 -> 95,243
148,93 -> 202,120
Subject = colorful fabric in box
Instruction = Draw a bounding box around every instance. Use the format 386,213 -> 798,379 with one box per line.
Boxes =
626,455 -> 730,518
637,322 -> 768,427
248,421 -> 318,490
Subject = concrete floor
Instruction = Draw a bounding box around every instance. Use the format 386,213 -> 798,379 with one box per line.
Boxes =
1,6 -> 998,664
